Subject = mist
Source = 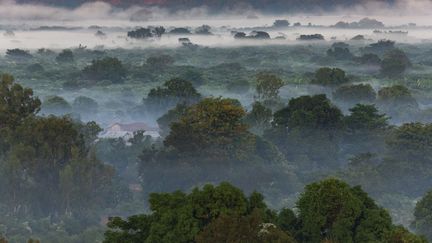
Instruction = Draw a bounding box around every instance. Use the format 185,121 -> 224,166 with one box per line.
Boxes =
2,0 -> 432,242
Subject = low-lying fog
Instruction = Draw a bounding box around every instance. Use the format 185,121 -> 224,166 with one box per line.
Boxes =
2,0 -> 432,50
0,22 -> 432,51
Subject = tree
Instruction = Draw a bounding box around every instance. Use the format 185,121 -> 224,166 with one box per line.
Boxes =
56,49 -> 74,63
381,49 -> 411,77
255,73 -> 284,101
156,103 -> 189,137
0,114 -> 117,218
250,31 -> 271,39
377,85 -> 418,121
143,78 -> 201,115
41,96 -> 72,115
356,53 -> 381,66
384,226 -> 427,243
342,105 -> 389,159
386,123 -> 432,160
244,101 -> 273,135
327,43 -> 353,60
272,94 -> 343,130
6,48 -> 33,59
104,183 -> 263,243
72,96 -> 98,116
169,27 -> 191,34
127,27 -> 154,39
297,34 -> 324,41
195,25 -> 212,35
362,40 -> 395,55
146,55 -> 174,67
82,57 -> 127,83
266,95 -> 344,170
344,104 -> 388,131
311,67 -> 349,86
412,189 -> 432,241
196,210 -> 296,243
333,84 -> 376,104
164,97 -> 249,153
297,178 -> 393,243
0,74 -> 41,130
273,19 -> 290,28
378,85 -> 413,101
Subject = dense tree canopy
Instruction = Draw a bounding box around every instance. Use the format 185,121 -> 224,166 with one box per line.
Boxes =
255,73 -> 284,101
82,57 -> 127,83
104,179 -> 422,243
164,97 -> 249,153
413,190 -> 432,241
311,67 -> 349,86
0,74 -> 40,130
381,49 -> 411,77
272,94 -> 343,130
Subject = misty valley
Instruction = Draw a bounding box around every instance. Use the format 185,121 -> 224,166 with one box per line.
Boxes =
2,1 -> 432,243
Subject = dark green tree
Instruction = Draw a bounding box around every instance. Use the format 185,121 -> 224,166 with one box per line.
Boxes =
311,67 -> 349,86
82,57 -> 127,83
412,190 -> 432,241
41,96 -> 72,115
344,104 -> 388,131
273,94 -> 343,130
144,78 -> 201,115
380,49 -> 411,77
164,97 -> 250,153
333,84 -> 376,104
297,178 -> 393,243
244,101 -> 273,135
255,73 -> 284,101
56,49 -> 74,63
0,74 -> 41,130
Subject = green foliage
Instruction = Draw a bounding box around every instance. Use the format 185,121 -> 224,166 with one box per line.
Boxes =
383,226 -> 427,243
82,57 -> 127,83
103,179 -> 421,243
255,72 -> 284,100
344,104 -> 389,131
41,96 -> 72,115
195,210 -> 296,243
377,85 -> 418,121
273,94 -> 343,130
244,101 -> 273,135
386,123 -> 432,160
356,53 -> 381,65
144,78 -> 201,114
0,74 -> 41,130
311,67 -> 349,86
1,116 -> 115,216
127,26 -> 165,39
6,48 -> 33,59
56,49 -> 74,63
381,49 -> 411,77
413,190 -> 432,241
157,103 -> 189,137
296,178 -> 393,243
378,85 -> 412,101
164,97 -> 250,153
327,46 -> 353,60
104,182 -> 269,243
333,84 -> 376,104
146,55 -> 174,67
